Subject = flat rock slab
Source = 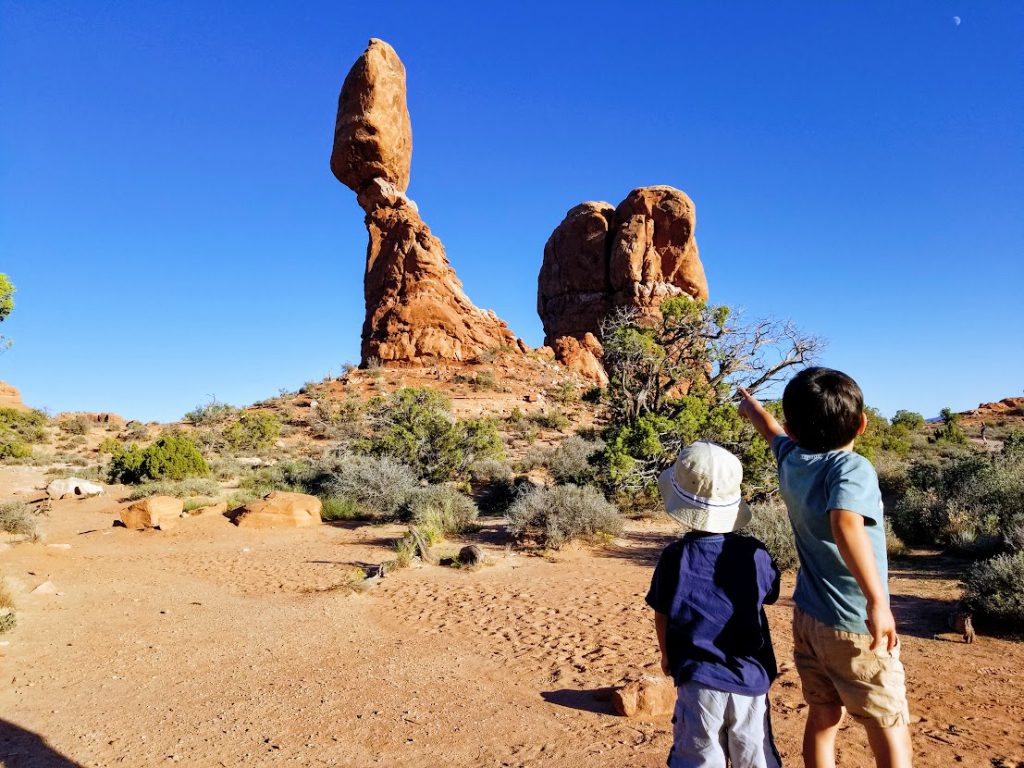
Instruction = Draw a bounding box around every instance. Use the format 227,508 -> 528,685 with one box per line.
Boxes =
231,492 -> 322,529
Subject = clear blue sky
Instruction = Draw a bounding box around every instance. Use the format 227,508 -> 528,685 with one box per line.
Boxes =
2,1 -> 1021,422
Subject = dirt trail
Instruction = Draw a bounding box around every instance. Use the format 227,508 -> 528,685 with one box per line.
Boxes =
1,468 -> 1023,767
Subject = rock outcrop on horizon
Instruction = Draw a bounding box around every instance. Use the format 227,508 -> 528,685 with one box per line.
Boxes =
538,186 -> 710,381
0,381 -> 29,412
331,39 -> 523,365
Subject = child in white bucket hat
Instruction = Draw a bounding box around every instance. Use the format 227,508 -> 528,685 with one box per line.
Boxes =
646,441 -> 783,768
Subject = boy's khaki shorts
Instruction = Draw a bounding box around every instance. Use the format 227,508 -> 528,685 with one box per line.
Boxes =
792,607 -> 911,728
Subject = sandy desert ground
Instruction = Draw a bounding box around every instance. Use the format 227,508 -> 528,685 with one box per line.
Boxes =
1,465 -> 1023,768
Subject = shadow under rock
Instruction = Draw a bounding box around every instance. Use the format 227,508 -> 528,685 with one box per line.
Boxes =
541,687 -> 617,715
0,719 -> 84,767
593,528 -> 679,566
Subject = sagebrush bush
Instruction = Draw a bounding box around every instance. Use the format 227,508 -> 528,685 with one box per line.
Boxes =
321,454 -> 419,521
108,434 -> 208,484
962,551 -> 1024,632
59,416 -> 91,435
222,411 -> 281,453
470,458 -> 515,484
545,435 -> 603,485
403,485 -> 479,535
744,500 -> 798,571
0,501 -> 37,538
506,484 -> 623,549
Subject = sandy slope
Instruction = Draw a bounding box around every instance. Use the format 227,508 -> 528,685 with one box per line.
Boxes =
1,467 -> 1023,768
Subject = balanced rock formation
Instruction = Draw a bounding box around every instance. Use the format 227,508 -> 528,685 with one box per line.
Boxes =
538,186 -> 709,380
332,39 -> 522,365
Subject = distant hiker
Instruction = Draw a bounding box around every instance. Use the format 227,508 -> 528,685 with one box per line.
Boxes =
981,421 -> 988,444
647,441 -> 783,768
739,369 -> 913,768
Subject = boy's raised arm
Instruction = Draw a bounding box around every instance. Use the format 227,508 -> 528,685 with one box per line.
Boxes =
737,387 -> 786,444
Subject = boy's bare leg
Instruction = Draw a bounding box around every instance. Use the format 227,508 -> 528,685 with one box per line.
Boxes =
864,723 -> 913,768
803,703 -> 844,768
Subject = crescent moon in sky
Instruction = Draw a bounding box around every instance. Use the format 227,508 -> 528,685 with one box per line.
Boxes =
953,16 -> 962,26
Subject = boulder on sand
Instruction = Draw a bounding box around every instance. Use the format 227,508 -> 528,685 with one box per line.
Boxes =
611,675 -> 676,718
121,496 -> 183,530
231,492 -> 322,529
46,478 -> 105,500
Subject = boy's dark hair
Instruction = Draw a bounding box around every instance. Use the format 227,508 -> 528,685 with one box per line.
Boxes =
783,367 -> 864,452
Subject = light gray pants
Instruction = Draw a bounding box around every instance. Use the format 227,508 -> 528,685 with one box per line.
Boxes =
668,682 -> 782,768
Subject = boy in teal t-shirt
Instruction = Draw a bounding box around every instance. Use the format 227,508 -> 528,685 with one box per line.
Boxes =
739,368 -> 912,768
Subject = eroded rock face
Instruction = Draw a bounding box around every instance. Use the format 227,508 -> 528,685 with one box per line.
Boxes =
332,39 -> 522,365
0,381 -> 29,412
538,186 -> 709,380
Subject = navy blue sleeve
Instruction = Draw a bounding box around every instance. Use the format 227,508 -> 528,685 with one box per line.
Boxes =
757,546 -> 782,606
771,434 -> 796,464
645,544 -> 681,615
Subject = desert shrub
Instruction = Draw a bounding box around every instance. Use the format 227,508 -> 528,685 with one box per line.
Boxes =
320,496 -> 360,522
470,458 -> 515,484
108,434 -> 208,484
0,579 -> 15,634
403,485 -> 479,535
367,388 -> 504,482
507,484 -> 623,549
0,440 -> 30,460
471,370 -> 499,391
962,551 -> 1024,632
123,420 -> 149,440
551,380 -> 579,405
236,459 -> 316,497
884,519 -> 908,558
890,449 -> 1024,554
544,435 -> 603,485
891,410 -> 925,430
0,408 -> 47,460
320,454 -> 419,521
581,386 -> 603,404
97,437 -> 122,454
183,399 -> 239,426
222,411 -> 281,453
529,409 -> 569,431
59,416 -> 91,435
1003,430 -> 1024,460
931,407 -> 967,445
0,501 -> 37,538
744,499 -> 798,571
125,477 -> 220,500
208,457 -> 244,481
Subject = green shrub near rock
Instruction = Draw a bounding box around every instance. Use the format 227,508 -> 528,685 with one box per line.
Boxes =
507,484 -> 623,549
222,411 -> 281,453
108,434 -> 209,484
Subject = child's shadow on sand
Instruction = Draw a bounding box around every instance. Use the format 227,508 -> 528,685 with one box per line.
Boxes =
0,719 -> 83,767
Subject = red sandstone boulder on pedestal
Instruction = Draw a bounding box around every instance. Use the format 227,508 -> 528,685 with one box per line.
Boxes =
538,186 -> 710,381
331,39 -> 524,365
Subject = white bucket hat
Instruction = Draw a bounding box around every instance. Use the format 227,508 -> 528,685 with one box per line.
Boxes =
657,441 -> 752,533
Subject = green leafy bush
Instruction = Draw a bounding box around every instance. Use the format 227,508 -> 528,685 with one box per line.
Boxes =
222,412 -> 281,453
403,485 -> 479,536
506,484 -> 623,549
962,551 -> 1024,632
931,407 -> 967,445
551,380 -> 579,405
0,440 -> 30,460
108,434 -> 209,484
321,496 -> 360,521
529,409 -> 570,430
368,388 -> 504,482
744,500 -> 798,571
891,410 -> 925,430
1003,430 -> 1024,460
0,408 -> 47,460
183,399 -> 239,426
58,416 -> 91,435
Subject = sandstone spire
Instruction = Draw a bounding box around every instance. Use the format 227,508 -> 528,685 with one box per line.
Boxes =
332,39 -> 522,365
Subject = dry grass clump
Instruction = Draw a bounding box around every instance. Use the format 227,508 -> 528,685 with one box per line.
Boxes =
744,499 -> 798,571
404,485 -> 479,536
0,578 -> 15,634
0,501 -> 38,539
